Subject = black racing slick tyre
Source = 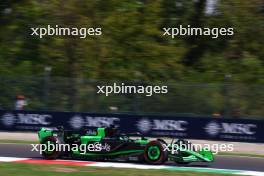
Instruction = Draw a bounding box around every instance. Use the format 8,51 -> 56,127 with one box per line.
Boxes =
144,140 -> 168,165
40,136 -> 61,160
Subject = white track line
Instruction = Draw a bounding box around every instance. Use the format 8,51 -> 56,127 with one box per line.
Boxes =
0,157 -> 29,162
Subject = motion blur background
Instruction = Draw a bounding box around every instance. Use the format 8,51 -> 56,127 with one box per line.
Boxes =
0,0 -> 263,118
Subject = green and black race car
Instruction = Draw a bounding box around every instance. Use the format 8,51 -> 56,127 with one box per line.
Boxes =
38,126 -> 214,165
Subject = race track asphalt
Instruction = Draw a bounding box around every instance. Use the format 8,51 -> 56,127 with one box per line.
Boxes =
0,143 -> 263,172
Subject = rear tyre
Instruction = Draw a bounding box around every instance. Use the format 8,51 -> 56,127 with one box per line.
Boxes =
144,140 -> 168,165
41,136 -> 61,160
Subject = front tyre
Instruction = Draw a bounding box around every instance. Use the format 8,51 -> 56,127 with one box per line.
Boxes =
144,140 -> 168,165
41,136 -> 61,160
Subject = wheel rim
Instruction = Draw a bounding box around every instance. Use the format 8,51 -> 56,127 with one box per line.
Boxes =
147,146 -> 161,160
43,141 -> 56,154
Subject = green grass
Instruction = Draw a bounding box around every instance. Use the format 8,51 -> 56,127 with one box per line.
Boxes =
0,139 -> 37,144
0,162 -> 235,176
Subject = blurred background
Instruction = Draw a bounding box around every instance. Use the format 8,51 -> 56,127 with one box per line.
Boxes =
0,0 -> 263,119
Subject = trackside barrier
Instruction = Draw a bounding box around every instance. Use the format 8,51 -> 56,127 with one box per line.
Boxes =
0,110 -> 263,143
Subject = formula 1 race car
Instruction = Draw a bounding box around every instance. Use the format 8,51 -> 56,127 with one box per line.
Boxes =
37,126 -> 214,165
